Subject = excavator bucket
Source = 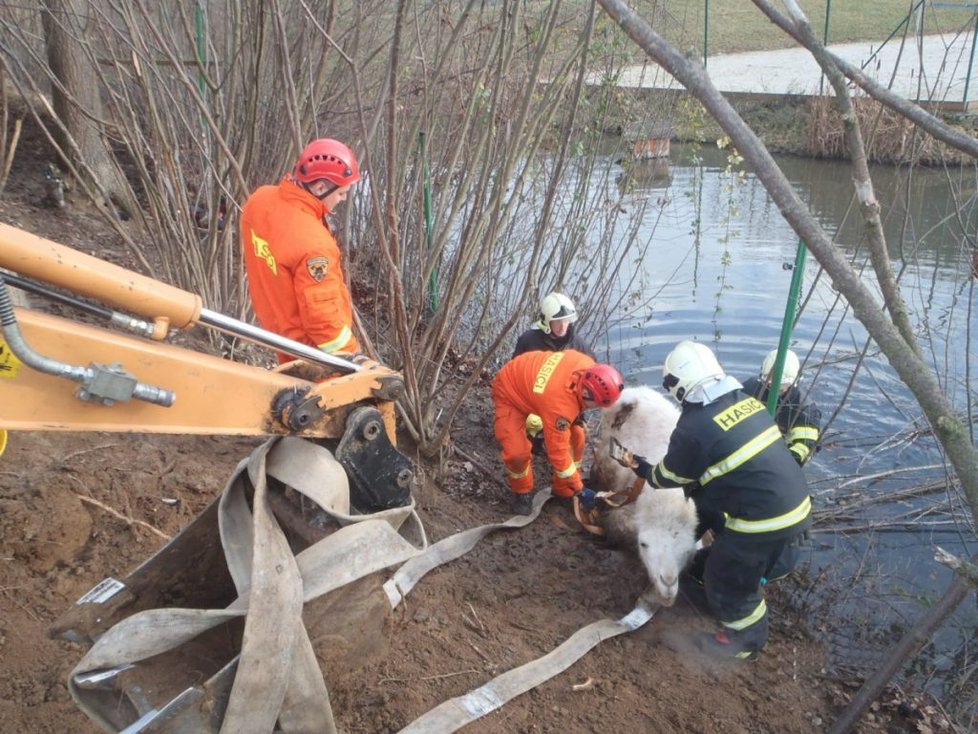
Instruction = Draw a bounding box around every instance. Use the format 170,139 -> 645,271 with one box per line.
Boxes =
0,225 -> 428,732
52,434 -> 427,733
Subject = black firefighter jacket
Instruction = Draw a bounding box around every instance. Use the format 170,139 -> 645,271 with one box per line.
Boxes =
649,389 -> 812,541
512,325 -> 593,359
741,377 -> 822,466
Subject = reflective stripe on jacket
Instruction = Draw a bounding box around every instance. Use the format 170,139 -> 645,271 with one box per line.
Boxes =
240,178 -> 359,362
741,377 -> 822,466
492,349 -> 594,493
651,389 -> 812,540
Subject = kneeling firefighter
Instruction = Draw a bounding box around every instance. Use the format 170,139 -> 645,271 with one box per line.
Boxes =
627,341 -> 812,660
512,292 -> 595,453
492,349 -> 623,516
741,349 -> 822,467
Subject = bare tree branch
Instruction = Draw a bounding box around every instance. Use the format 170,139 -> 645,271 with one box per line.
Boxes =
594,0 -> 978,533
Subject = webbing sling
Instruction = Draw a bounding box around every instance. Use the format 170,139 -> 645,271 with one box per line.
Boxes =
71,448 -> 656,733
398,604 -> 656,733
386,488 -> 659,733
384,489 -> 550,607
68,437 -> 426,734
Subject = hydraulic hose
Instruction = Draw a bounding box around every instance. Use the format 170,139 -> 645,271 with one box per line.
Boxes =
0,274 -> 175,407
0,271 -> 159,339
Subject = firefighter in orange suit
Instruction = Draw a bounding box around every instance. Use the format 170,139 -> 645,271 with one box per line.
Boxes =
492,349 -> 624,515
241,138 -> 361,363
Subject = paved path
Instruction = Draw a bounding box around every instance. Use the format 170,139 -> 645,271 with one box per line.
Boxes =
614,33 -> 978,106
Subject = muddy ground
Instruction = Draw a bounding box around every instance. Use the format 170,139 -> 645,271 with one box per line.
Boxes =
0,145 -> 959,733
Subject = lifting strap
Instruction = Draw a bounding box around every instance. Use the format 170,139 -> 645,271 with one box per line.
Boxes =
67,437 -> 426,734
384,490 -> 549,607
572,475 -> 646,536
399,603 -> 656,733
385,488 -> 658,733
69,462 -> 658,733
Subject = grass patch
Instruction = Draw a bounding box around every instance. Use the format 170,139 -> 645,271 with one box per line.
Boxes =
583,1 -> 977,58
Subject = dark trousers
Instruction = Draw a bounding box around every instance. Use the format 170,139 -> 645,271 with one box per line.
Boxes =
703,529 -> 804,650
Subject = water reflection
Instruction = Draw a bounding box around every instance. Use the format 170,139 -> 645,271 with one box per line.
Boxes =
602,143 -> 976,710
617,158 -> 673,192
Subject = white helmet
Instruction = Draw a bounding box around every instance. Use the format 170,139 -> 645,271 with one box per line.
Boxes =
537,292 -> 578,334
761,349 -> 800,391
662,340 -> 725,402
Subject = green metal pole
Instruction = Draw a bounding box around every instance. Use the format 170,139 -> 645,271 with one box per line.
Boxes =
703,0 -> 709,68
767,239 -> 808,416
964,9 -> 978,107
419,132 -> 438,313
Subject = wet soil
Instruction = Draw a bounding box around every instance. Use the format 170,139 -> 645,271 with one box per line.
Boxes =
0,133 -> 959,734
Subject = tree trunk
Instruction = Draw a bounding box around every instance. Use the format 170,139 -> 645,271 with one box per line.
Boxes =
594,0 -> 978,535
41,0 -> 133,215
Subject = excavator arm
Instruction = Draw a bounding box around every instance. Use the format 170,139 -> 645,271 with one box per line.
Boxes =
0,223 -> 402,436
0,223 -> 427,733
0,222 -> 411,510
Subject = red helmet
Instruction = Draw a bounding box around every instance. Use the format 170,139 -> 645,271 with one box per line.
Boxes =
578,364 -> 624,407
294,138 -> 360,187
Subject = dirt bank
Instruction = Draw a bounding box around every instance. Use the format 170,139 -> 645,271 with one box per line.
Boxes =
0,130 -> 958,733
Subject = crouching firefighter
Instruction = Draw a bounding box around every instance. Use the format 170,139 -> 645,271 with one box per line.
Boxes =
627,340 -> 812,661
741,348 -> 822,467
492,350 -> 623,516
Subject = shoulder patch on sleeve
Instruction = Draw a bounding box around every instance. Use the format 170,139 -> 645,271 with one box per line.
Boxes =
306,256 -> 329,282
555,416 -> 571,431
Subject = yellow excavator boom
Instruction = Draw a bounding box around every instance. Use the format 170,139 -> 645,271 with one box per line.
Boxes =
1,224 -> 421,733
0,223 -> 401,441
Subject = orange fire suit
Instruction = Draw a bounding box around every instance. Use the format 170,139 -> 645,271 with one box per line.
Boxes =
491,349 -> 593,498
240,177 -> 359,363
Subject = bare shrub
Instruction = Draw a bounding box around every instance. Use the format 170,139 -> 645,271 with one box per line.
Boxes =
0,1 -> 669,453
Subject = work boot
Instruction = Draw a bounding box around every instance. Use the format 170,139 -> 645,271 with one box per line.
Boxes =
511,492 -> 534,516
699,630 -> 760,661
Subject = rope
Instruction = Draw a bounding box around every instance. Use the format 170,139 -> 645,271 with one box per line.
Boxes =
571,476 -> 646,536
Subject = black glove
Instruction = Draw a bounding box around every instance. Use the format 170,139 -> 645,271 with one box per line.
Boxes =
576,487 -> 598,510
631,455 -> 653,479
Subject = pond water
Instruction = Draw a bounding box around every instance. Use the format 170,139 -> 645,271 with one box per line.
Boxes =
592,143 -> 977,708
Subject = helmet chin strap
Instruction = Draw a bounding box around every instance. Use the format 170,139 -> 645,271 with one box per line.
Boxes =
319,183 -> 339,200
299,179 -> 338,202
